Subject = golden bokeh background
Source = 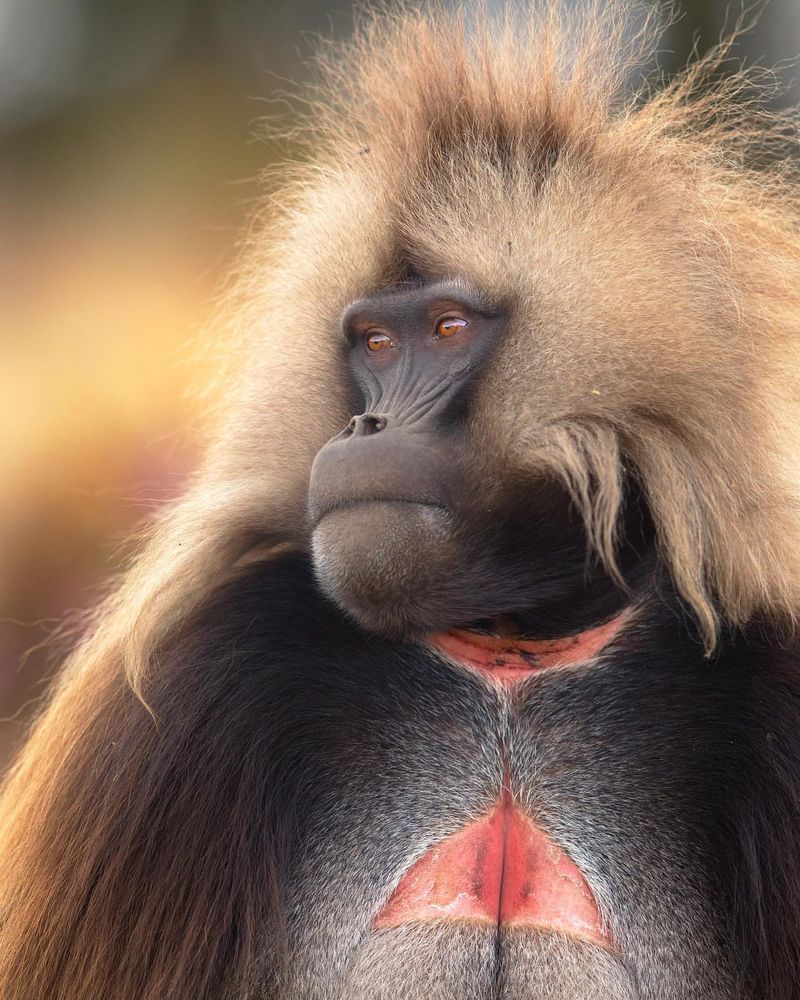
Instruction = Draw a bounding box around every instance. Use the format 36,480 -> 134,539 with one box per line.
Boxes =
1,0 -> 799,766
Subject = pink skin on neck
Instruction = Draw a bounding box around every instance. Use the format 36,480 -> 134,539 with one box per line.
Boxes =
427,609 -> 631,688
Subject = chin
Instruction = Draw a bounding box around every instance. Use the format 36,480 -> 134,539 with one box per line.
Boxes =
310,501 -> 459,636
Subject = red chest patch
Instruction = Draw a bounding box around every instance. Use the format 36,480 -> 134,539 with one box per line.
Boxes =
374,791 -> 612,948
372,613 -> 630,945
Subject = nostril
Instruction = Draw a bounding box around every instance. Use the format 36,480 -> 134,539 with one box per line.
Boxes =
350,413 -> 387,436
363,414 -> 386,435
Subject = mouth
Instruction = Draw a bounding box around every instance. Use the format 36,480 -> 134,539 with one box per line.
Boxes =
310,496 -> 451,530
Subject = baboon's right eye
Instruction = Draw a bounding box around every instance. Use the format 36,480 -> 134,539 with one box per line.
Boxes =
366,331 -> 396,352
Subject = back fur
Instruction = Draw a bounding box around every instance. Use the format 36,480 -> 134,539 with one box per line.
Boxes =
2,3 -> 800,998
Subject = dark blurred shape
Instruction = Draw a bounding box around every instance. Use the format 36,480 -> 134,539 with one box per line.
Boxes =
0,0 -> 190,133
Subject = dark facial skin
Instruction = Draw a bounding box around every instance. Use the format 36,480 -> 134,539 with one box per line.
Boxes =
308,281 -> 652,638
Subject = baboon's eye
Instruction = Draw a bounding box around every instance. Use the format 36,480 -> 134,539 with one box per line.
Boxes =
434,316 -> 468,338
366,331 -> 396,352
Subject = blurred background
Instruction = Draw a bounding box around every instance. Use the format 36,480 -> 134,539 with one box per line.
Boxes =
1,0 -> 799,766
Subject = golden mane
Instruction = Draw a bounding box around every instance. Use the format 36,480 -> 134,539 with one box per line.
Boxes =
30,1 -> 800,703
107,0 -> 800,689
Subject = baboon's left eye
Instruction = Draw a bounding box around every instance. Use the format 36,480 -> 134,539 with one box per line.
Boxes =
434,316 -> 468,338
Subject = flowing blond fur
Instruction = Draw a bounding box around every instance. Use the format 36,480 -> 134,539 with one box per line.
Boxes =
2,2 -> 800,994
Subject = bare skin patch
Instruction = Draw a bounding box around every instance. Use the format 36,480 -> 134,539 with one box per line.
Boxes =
374,791 -> 612,950
372,615 -> 630,951
427,610 -> 631,687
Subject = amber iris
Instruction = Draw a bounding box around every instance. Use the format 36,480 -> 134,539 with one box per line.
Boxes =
435,316 -> 468,338
366,331 -> 396,352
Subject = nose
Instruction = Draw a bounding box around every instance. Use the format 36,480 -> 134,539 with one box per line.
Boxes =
348,413 -> 388,437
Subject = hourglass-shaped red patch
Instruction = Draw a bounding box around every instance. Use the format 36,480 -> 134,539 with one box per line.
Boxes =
374,793 -> 612,949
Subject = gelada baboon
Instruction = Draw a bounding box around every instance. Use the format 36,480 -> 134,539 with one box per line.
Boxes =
3,2 -> 800,998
